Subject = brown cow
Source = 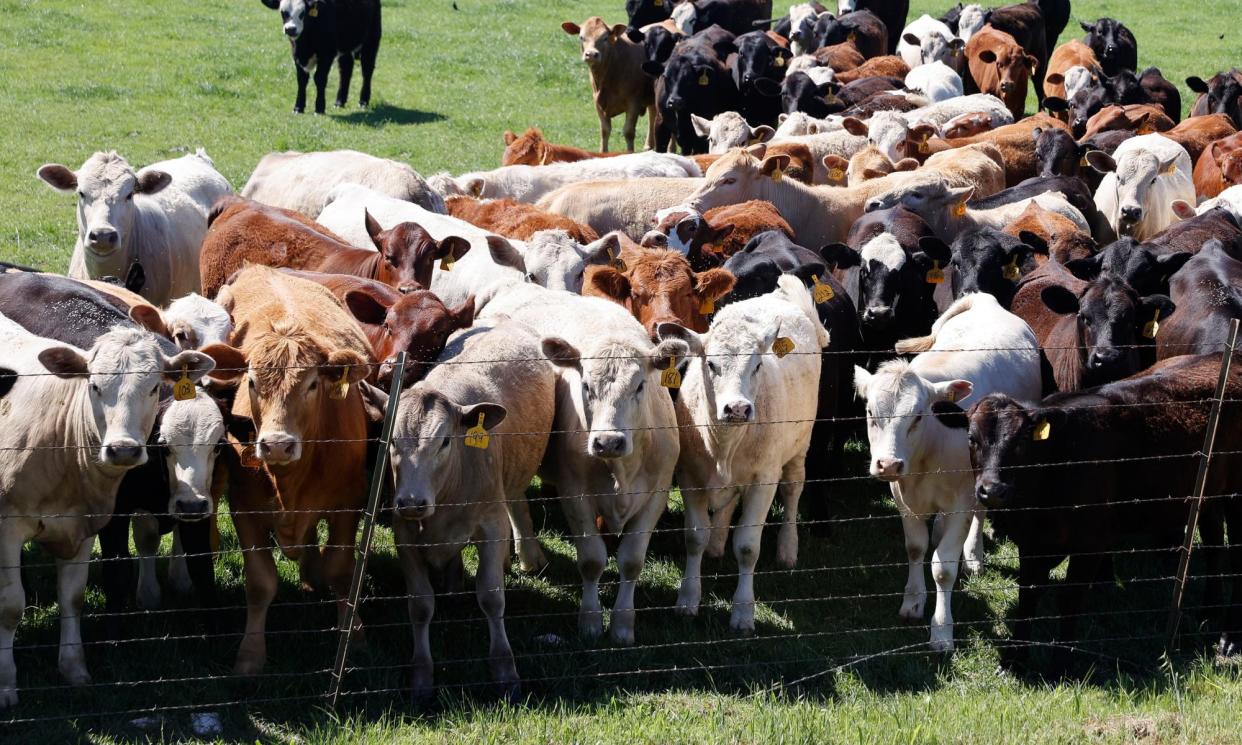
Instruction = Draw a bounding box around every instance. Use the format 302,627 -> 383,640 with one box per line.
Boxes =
583,249 -> 736,339
200,265 -> 374,675
942,112 -> 1000,139
812,39 -> 864,72
501,127 -> 626,166
833,55 -> 910,84
278,270 -> 474,386
1164,114 -> 1239,165
966,26 -> 1038,122
640,200 -> 795,269
1003,202 -> 1096,264
1080,104 -> 1175,141
926,113 -> 1072,187
445,195 -> 600,244
561,17 -> 656,151
1194,131 -> 1242,199
199,196 -> 469,299
1043,39 -> 1099,101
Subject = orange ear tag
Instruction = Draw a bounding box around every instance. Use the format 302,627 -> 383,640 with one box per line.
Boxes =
173,366 -> 195,402
1033,420 -> 1051,441
772,337 -> 795,358
699,296 -> 715,315
660,358 -> 682,389
829,167 -> 845,182
464,412 -> 490,449
811,274 -> 834,304
1002,256 -> 1021,282
329,369 -> 350,400
926,260 -> 945,284
1143,308 -> 1161,339
952,201 -> 967,219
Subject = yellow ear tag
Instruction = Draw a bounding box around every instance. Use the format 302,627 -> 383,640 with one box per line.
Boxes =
771,165 -> 783,182
773,55 -> 785,68
698,72 -> 709,86
1079,154 -> 1091,168
1002,256 -> 1021,282
952,201 -> 967,218
440,253 -> 455,272
1143,308 -> 1161,339
1163,162 -> 1179,177
655,0 -> 663,6
464,412 -> 490,450
944,387 -> 957,403
699,296 -> 715,315
308,3 -> 318,17
660,358 -> 682,389
329,369 -> 350,400
811,274 -> 834,304
772,336 -> 795,358
847,31 -> 858,44
918,136 -> 930,154
926,260 -> 945,284
823,93 -> 839,106
608,247 -> 627,273
173,366 -> 195,402
1033,419 -> 1051,441
829,167 -> 845,182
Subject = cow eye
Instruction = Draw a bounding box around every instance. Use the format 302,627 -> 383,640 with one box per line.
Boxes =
707,360 -> 720,375
126,192 -> 134,201
77,190 -> 86,199
386,255 -> 399,267
90,382 -> 100,395
636,381 -> 645,395
150,384 -> 159,396
524,272 -> 535,283
440,436 -> 451,450
308,379 -> 318,391
280,9 -> 289,18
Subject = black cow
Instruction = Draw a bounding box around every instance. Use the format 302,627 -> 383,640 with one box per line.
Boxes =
1080,17 -> 1137,76
1066,69 -> 1147,137
637,22 -> 683,68
781,71 -> 836,117
1187,70 -> 1242,127
812,9 -> 889,60
1139,67 -> 1182,124
680,0 -> 774,35
731,31 -> 790,126
1158,240 -> 1242,359
918,228 -> 1047,308
967,354 -> 1242,667
259,0 -> 382,115
836,0 -> 908,54
645,29 -> 740,153
1036,0 -> 1070,52
626,0 -> 674,33
1033,126 -> 1115,194
1064,238 -> 1192,297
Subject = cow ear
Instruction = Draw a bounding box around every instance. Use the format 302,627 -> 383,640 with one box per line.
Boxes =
1186,76 -> 1208,94
561,21 -> 581,35
822,154 -> 849,183
841,116 -> 868,136
909,123 -> 938,143
363,210 -> 384,249
541,336 -> 581,369
198,343 -> 247,381
1064,254 -> 1102,280
325,349 -> 371,385
693,267 -> 737,302
583,265 -> 631,303
436,235 -> 471,261
36,164 -> 77,193
1085,151 -> 1117,173
1171,199 -> 1196,221
977,49 -> 997,64
344,289 -> 391,326
819,242 -> 861,269
163,350 -> 216,383
1140,294 -> 1176,323
901,32 -> 920,46
1156,251 -> 1193,276
129,304 -> 169,338
1042,96 -> 1069,113
750,125 -> 776,144
452,296 -> 476,329
893,158 -> 920,172
125,261 -> 146,295
136,170 -> 172,195
1045,72 -> 1065,86
610,24 -> 627,39
503,131 -> 517,145
934,379 -> 973,404
486,235 -> 526,272
465,178 -> 486,198
1026,54 -> 1039,71
860,168 -> 889,181
852,365 -> 872,400
37,347 -> 89,379
583,233 -> 621,266
1040,285 -> 1081,315
0,368 -> 16,399
761,154 -> 790,178
691,114 -> 713,138
460,402 -> 507,431
650,336 -> 691,372
626,28 -> 645,43
747,143 -> 769,160
656,322 -> 705,357
702,220 -> 735,245
260,0 -> 280,8
931,401 -> 969,429
1017,231 -> 1049,257
918,236 -> 952,264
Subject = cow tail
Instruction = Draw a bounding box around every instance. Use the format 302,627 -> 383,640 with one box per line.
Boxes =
894,293 -> 981,354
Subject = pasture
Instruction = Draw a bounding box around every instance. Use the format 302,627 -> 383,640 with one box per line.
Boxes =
3,0 -> 1242,743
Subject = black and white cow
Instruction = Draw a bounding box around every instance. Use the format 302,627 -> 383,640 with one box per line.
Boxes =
259,0 -> 382,114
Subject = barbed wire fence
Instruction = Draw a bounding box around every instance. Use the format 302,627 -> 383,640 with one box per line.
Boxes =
1,326 -> 1240,733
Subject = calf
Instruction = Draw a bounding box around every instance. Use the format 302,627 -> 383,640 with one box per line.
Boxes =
1080,17 -> 1137,77
446,195 -> 600,244
1081,104 -> 1174,141
965,26 -> 1038,121
917,227 -> 1048,308
840,111 -> 938,166
501,128 -> 625,167
583,248 -> 736,338
391,320 -> 555,700
832,55 -> 911,84
1193,131 -> 1242,200
259,0 -> 381,114
37,150 -> 232,306
1087,133 -> 1195,241
731,30 -> 792,126
968,354 -> 1242,664
813,9 -> 888,60
1003,201 -> 1097,265
658,274 -> 826,631
562,17 -> 657,151
980,2 -> 1049,108
836,0 -> 908,54
854,293 -> 1040,650
165,293 -> 234,351
241,149 -> 443,217
897,15 -> 965,71
430,152 -> 700,203
1188,69 -> 1242,127
198,196 -> 468,298
640,199 -> 794,266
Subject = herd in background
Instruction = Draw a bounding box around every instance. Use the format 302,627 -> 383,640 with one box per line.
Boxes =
6,0 -> 1242,711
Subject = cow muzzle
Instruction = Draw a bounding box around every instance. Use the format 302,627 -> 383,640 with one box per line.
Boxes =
640,230 -> 669,248
720,399 -> 754,424
86,228 -> 119,254
101,439 -> 146,468
871,457 -> 905,482
284,23 -> 300,38
256,433 -> 302,464
861,306 -> 895,328
394,494 -> 436,520
1118,206 -> 1143,233
975,478 -> 1012,506
589,431 -> 630,459
173,496 -> 212,521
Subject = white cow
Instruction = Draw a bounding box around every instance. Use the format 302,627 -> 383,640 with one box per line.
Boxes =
956,5 -> 987,41
853,293 -> 1040,650
1089,133 -> 1195,241
164,293 -> 233,350
788,3 -> 829,55
478,282 -> 686,645
659,275 -> 828,632
241,149 -> 445,217
37,150 -> 232,307
1177,184 -> 1242,221
903,93 -> 1013,133
692,112 -> 776,154
905,60 -> 964,102
425,152 -> 702,203
0,315 -> 214,707
897,15 -> 965,71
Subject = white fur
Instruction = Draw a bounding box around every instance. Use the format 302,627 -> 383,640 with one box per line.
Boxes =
905,61 -> 964,103
1093,134 -> 1195,242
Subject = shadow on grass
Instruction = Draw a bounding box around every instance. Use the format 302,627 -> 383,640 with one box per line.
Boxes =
335,103 -> 446,128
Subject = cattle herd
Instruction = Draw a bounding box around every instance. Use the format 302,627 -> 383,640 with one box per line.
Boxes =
4,0 -> 1242,713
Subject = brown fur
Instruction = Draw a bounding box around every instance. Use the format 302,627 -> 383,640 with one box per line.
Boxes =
1043,39 -> 1099,101
500,127 -> 627,166
445,195 -> 600,243
833,55 -> 910,84
1194,130 -> 1242,199
926,113 -> 1072,187
1163,114 -> 1238,166
582,249 -> 736,339
1081,104 -> 1174,141
1004,202 -> 1096,264
813,39 -> 864,72
966,26 -> 1038,122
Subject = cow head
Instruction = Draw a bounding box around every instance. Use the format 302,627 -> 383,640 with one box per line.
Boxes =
154,390 -> 227,520
541,334 -> 689,459
822,233 -> 934,332
562,17 -> 629,67
38,152 -> 172,265
733,31 -> 792,96
164,293 -> 234,351
919,230 -> 1044,306
343,288 -> 474,385
389,388 -> 506,520
686,145 -> 789,213
904,30 -> 965,67
1033,126 -> 1089,178
864,178 -> 974,239
625,0 -> 673,33
364,215 -> 470,294
780,72 -> 840,117
587,249 -> 736,338
486,231 -> 617,293
942,111 -> 993,139
1063,237 -> 1191,296
842,112 -> 937,165
639,24 -> 681,68
968,393 -> 1054,508
789,6 -> 828,55
692,111 -> 776,154
1187,71 -> 1242,126
975,40 -> 1038,100
38,328 -> 215,470
260,0 -> 319,40
501,127 -> 548,167
1040,274 -> 1175,384
1086,148 -> 1182,239
1080,18 -> 1136,76
202,329 -> 370,466
854,360 -> 973,481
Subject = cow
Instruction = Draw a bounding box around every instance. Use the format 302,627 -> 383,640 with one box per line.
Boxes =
1139,67 -> 1183,125
1156,240 -> 1242,360
198,266 -> 374,675
640,200 -> 795,266
241,149 -> 443,217
657,273 -> 826,631
37,150 -> 232,306
730,30 -> 792,126
854,292 -> 1041,650
1087,133 -> 1195,241
0,314 -> 213,707
671,0 -> 774,35
1187,70 -> 1242,127
1044,39 -> 1100,102
445,195 -> 600,244
536,178 -> 704,241
905,60 -> 964,102
840,111 -> 939,167
897,15 -> 965,71
258,0 -> 381,114
645,31 -> 741,153
1080,18 -> 1137,77
965,26 -> 1039,121
1061,237 -> 1195,297
477,282 -> 687,645
836,0 -> 908,54
1193,131 -> 1242,200
428,152 -> 700,202
390,320 -> 556,701
1081,104 -> 1174,141
165,294 -> 234,351
583,248 -> 737,339
198,196 -> 469,298
916,227 -> 1048,308
562,17 -> 657,151
1003,201 -> 1097,265
968,354 -> 1242,666
979,2 -> 1049,106
501,128 -> 626,167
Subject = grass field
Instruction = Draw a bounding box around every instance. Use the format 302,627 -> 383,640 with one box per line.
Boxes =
4,0 -> 1242,742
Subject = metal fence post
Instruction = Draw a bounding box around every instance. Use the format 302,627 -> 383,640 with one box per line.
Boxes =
1166,319 -> 1240,651
328,352 -> 407,708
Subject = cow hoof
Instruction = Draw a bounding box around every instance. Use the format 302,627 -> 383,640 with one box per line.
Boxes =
517,548 -> 549,574
233,658 -> 265,677
579,617 -> 604,641
292,107 -> 304,114
0,688 -> 16,709
359,99 -> 370,108
729,614 -> 756,635
59,666 -> 91,687
410,685 -> 435,709
610,626 -> 636,646
334,99 -> 346,108
498,680 -> 522,704
674,601 -> 700,618
775,549 -> 798,570
929,637 -> 954,653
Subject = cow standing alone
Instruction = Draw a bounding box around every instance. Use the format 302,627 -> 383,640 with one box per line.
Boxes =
260,0 -> 382,114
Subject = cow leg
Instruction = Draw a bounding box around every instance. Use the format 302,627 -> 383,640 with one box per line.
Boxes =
559,481 -> 607,640
645,104 -> 657,150
96,514 -> 132,640
597,107 -> 612,153
335,53 -> 354,108
928,509 -> 970,652
168,526 -> 194,596
898,508 -> 930,622
705,494 -> 738,558
611,490 -> 667,645
358,42 -> 377,108
776,458 -> 806,569
1220,502 -> 1242,656
962,509 -> 985,575
313,61 -> 331,115
394,522 -> 435,702
234,525 -> 277,676
1006,551 -> 1062,663
294,66 -> 310,114
298,523 -> 326,593
730,483 -> 779,634
0,527 -> 24,708
505,495 -> 547,573
676,484 -> 714,616
1053,553 -> 1102,656
325,515 -> 363,642
476,515 -> 518,699
622,104 -> 641,152
180,521 -> 217,613
56,539 -> 92,687
133,512 -> 162,611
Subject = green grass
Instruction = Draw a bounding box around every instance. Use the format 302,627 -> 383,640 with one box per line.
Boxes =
4,0 -> 1242,742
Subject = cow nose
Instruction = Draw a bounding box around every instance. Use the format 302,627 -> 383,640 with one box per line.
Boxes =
864,199 -> 883,213
589,431 -> 629,458
861,307 -> 894,326
88,228 -> 118,247
667,95 -> 684,110
394,494 -> 435,519
721,400 -> 754,423
103,440 -> 145,467
873,457 -> 905,481
583,51 -> 600,63
1000,82 -> 1014,93
976,479 -> 1010,505
283,24 -> 298,37
1088,349 -> 1121,369
175,498 -> 211,520
257,434 -> 300,464
1120,205 -> 1143,222
640,230 -> 668,248
398,284 -> 416,294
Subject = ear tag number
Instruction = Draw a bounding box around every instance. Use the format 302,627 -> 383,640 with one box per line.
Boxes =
1002,256 -> 1021,281
772,336 -> 795,358
173,366 -> 195,402
464,412 -> 490,449
812,274 -> 834,303
926,260 -> 945,284
329,369 -> 350,400
1143,308 -> 1161,339
308,3 -> 318,17
773,55 -> 785,68
440,253 -> 455,271
660,359 -> 682,389
829,167 -> 845,181
699,296 -> 715,315
918,136 -> 930,154
1033,420 -> 1051,441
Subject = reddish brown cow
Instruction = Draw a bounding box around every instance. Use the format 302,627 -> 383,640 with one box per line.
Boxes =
640,200 -> 795,269
583,249 -> 736,339
942,112 -> 999,139
966,26 -> 1038,121
1164,114 -> 1238,165
926,113 -> 1072,186
833,55 -> 910,84
1003,202 -> 1096,264
501,127 -> 627,166
445,195 -> 600,244
199,196 -> 469,299
1080,104 -> 1175,140
813,40 -> 864,72
278,270 -> 474,385
1194,131 -> 1242,199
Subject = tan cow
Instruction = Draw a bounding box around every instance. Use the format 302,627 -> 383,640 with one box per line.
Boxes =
562,17 -> 657,151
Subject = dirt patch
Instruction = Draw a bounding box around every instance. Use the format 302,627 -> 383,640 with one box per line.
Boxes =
1085,713 -> 1182,743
